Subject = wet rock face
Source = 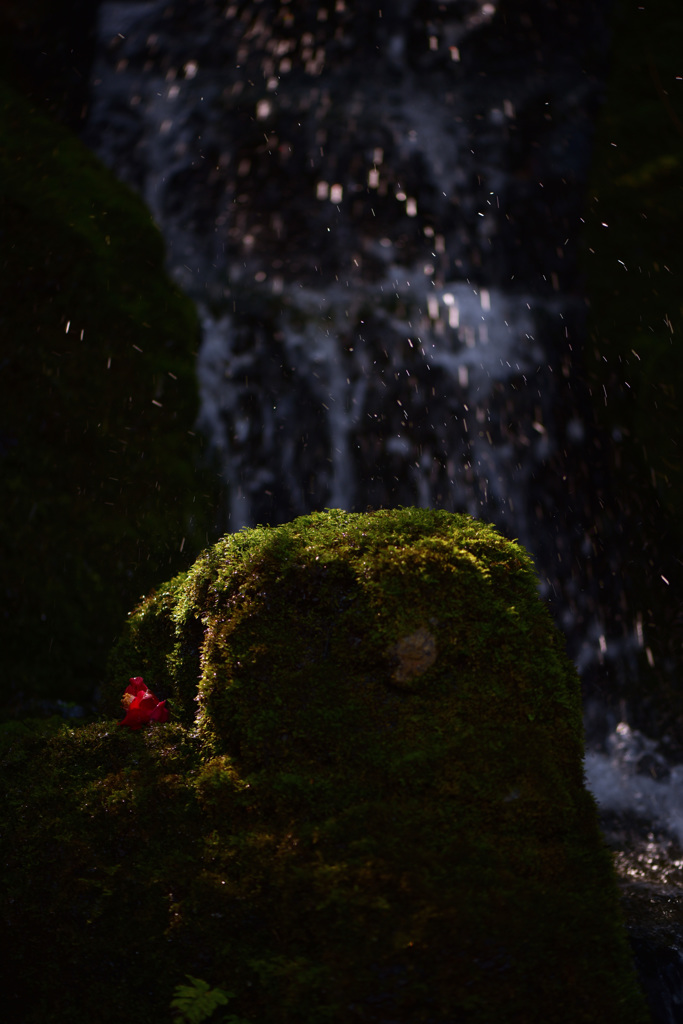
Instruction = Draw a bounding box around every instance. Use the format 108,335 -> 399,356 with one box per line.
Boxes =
0,0 -> 101,129
97,507 -> 650,1023
85,0 -> 616,669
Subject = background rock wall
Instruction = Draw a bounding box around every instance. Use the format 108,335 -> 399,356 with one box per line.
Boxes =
0,75 -> 218,705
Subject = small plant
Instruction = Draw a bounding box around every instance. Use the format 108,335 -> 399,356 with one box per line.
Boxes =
170,975 -> 235,1024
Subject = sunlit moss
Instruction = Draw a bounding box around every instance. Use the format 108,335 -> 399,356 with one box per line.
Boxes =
2,509 -> 650,1023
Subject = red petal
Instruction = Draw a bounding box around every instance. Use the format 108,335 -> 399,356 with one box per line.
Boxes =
119,706 -> 152,730
124,677 -> 147,697
119,676 -> 168,729
149,701 -> 168,723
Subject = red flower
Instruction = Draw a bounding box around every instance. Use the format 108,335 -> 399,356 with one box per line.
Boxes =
119,677 -> 169,730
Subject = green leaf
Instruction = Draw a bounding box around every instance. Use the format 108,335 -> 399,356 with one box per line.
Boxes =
170,975 -> 232,1024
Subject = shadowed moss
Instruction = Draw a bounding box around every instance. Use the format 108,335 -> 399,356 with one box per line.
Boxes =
0,80 -> 218,706
2,510 -> 650,1023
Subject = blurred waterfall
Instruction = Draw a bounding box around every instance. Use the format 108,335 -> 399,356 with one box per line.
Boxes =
85,0 -> 620,674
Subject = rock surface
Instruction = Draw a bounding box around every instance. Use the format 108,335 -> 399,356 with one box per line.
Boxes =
2,509 -> 650,1023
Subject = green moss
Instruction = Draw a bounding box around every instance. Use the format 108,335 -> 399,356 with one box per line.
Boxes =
0,80 -> 218,706
1,509 -> 650,1022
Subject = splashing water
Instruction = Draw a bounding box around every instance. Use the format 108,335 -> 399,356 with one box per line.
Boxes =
586,723 -> 683,853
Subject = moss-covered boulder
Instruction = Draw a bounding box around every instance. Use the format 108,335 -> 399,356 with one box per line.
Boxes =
1,510 -> 650,1023
0,80 -> 217,707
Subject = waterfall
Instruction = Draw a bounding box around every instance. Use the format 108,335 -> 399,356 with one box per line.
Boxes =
84,0 -> 621,677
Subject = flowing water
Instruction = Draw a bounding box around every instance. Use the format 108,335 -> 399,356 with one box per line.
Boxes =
585,723 -> 683,1022
82,2 -> 683,1016
85,0 -> 622,670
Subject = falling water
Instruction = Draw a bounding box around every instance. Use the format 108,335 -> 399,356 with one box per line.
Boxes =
85,0 -> 620,672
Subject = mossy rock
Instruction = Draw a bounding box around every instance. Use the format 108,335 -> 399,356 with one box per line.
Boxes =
0,80 -> 217,706
2,510 -> 650,1023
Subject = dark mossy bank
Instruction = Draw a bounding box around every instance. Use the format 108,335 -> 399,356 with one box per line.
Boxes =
2,509 -> 650,1023
0,80 -> 217,708
581,0 -> 683,733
